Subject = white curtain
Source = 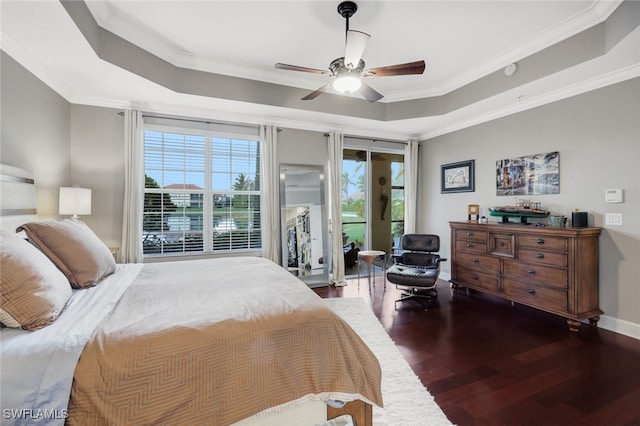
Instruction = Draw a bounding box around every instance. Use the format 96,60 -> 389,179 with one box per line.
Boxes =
259,125 -> 280,264
328,131 -> 347,286
404,139 -> 419,234
120,110 -> 144,263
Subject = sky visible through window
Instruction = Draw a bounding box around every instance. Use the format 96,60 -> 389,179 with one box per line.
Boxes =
144,131 -> 259,191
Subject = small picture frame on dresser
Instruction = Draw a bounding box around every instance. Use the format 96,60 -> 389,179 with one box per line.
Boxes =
441,160 -> 475,193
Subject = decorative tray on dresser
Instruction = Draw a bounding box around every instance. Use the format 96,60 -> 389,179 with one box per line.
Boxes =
449,221 -> 602,332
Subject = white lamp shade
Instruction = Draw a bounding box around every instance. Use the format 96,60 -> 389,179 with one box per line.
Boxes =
59,187 -> 92,217
333,75 -> 362,93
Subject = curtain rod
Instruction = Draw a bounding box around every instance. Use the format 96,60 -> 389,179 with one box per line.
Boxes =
117,111 -> 262,130
143,114 -> 261,130
324,133 -> 407,145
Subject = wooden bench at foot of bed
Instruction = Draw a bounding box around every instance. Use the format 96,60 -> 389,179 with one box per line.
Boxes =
329,400 -> 372,426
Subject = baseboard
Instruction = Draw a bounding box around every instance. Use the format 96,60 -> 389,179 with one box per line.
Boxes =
439,272 -> 639,341
597,315 -> 640,340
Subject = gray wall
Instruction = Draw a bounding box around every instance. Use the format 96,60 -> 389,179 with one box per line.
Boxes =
418,78 -> 640,332
0,52 -> 124,245
1,52 -> 70,219
69,105 -> 124,248
277,128 -> 329,167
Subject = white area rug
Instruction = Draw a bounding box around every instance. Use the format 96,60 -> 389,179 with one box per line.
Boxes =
324,297 -> 453,426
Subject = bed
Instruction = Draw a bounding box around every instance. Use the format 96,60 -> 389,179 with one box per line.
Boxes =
0,164 -> 382,425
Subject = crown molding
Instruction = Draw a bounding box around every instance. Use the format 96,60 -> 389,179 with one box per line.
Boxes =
86,0 -> 623,103
1,33 -> 76,102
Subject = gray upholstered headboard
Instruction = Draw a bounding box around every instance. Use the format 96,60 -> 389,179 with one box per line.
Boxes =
0,164 -> 38,233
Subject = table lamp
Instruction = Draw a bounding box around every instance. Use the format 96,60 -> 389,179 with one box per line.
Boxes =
59,187 -> 92,219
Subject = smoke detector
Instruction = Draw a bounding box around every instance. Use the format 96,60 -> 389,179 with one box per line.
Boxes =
504,63 -> 518,77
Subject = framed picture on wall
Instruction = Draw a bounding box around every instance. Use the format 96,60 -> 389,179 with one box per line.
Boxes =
441,160 -> 475,193
496,151 -> 559,196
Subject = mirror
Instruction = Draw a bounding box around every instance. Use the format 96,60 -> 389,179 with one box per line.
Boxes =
280,164 -> 329,286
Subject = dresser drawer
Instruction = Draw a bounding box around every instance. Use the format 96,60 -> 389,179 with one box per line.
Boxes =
489,232 -> 515,258
456,251 -> 500,273
455,229 -> 488,243
455,267 -> 500,292
503,279 -> 568,312
519,235 -> 567,251
455,240 -> 487,254
503,260 -> 567,288
518,248 -> 568,267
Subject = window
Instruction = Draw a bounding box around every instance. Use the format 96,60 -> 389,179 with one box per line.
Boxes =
143,126 -> 261,256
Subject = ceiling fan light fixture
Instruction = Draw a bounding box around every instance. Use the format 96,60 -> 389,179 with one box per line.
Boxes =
274,1 -> 425,102
334,74 -> 361,93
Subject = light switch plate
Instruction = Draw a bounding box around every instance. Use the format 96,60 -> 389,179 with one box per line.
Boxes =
605,213 -> 623,226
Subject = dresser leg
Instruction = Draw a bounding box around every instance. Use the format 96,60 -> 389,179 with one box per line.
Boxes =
567,319 -> 581,332
589,316 -> 600,328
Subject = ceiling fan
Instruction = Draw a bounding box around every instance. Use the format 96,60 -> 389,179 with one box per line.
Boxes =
275,1 -> 425,103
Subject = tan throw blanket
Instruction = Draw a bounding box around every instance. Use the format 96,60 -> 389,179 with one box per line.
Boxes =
67,257 -> 382,425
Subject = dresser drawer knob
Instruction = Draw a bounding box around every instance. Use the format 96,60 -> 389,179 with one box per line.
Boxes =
536,253 -> 545,259
528,288 -> 536,295
472,258 -> 479,263
467,232 -> 473,237
472,273 -> 479,280
537,239 -> 545,245
467,243 -> 474,248
528,269 -> 536,275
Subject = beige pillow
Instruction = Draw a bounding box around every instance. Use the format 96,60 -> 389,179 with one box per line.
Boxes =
0,231 -> 72,330
17,219 -> 116,288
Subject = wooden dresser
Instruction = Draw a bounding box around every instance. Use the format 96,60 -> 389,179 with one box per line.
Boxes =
449,221 -> 602,332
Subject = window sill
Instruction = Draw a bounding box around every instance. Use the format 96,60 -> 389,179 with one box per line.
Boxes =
143,250 -> 262,263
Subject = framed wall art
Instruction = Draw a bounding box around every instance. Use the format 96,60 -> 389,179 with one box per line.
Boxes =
496,151 -> 559,196
441,160 -> 475,193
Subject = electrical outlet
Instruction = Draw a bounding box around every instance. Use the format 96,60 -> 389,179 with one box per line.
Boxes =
605,213 -> 623,226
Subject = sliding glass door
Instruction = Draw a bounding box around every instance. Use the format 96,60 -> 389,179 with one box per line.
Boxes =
342,149 -> 405,264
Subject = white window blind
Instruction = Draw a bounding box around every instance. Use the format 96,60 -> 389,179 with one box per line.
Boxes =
143,124 -> 261,256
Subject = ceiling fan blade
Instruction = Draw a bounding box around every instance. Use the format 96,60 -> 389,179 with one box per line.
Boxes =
359,82 -> 384,103
302,84 -> 331,101
344,30 -> 370,69
366,60 -> 426,77
275,63 -> 328,75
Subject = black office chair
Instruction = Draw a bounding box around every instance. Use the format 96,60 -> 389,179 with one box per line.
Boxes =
386,234 -> 447,309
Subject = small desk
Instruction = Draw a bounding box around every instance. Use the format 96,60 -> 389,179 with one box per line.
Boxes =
357,250 -> 386,292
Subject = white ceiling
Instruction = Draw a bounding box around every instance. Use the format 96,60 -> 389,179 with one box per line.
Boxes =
2,0 -> 639,140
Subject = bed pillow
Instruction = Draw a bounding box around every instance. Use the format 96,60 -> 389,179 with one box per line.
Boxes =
0,231 -> 72,330
17,219 -> 116,288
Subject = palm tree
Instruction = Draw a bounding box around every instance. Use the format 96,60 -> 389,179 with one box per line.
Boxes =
342,171 -> 355,199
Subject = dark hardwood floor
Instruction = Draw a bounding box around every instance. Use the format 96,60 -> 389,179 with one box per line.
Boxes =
313,274 -> 640,426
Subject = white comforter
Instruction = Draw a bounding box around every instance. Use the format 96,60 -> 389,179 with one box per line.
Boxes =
0,264 -> 143,426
